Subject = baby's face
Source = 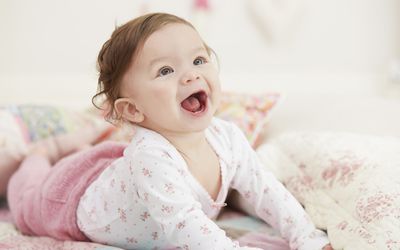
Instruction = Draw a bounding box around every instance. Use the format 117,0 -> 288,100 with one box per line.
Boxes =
121,23 -> 221,135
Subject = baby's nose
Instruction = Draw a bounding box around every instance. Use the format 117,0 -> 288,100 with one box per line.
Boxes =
181,70 -> 200,84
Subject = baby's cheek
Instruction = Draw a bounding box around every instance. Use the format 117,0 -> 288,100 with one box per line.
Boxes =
151,87 -> 172,99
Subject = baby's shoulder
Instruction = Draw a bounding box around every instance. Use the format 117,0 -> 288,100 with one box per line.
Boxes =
208,118 -> 244,143
123,126 -> 182,164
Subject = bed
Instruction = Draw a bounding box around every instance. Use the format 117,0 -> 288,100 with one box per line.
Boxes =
235,92 -> 400,250
1,91 -> 399,249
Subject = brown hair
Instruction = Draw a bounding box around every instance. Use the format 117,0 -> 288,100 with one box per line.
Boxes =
92,12 -> 212,123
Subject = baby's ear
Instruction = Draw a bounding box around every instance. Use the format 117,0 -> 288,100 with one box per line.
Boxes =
114,98 -> 144,123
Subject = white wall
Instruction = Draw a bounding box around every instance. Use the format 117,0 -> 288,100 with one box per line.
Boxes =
0,0 -> 399,108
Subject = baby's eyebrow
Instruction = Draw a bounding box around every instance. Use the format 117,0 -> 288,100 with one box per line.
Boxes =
148,47 -> 207,68
149,56 -> 170,68
191,46 -> 207,54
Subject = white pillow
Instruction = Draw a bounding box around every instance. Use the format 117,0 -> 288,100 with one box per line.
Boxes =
257,131 -> 400,250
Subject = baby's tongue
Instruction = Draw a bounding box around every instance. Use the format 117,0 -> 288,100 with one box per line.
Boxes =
181,96 -> 200,112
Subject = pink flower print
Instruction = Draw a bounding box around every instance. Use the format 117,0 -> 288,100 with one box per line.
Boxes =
353,226 -> 374,243
177,221 -> 186,230
182,245 -> 189,250
212,125 -> 221,134
152,232 -> 159,240
337,220 -> 348,231
386,239 -> 400,250
88,206 -> 96,218
136,137 -> 145,146
284,216 -> 294,225
126,237 -> 138,244
309,231 -> 319,239
200,224 -> 211,234
142,168 -> 152,177
161,151 -> 172,159
356,192 -> 394,223
262,208 -> 272,217
299,163 -> 307,170
140,211 -> 150,221
385,232 -> 400,250
244,191 -> 251,200
105,224 -> 111,233
118,208 -> 127,222
263,187 -> 270,194
120,181 -> 127,193
129,162 -> 134,175
103,201 -> 108,212
110,179 -> 116,188
291,236 -> 299,247
164,183 -> 175,194
77,219 -> 84,231
322,154 -> 363,187
285,174 -> 314,198
177,168 -> 186,177
142,192 -> 149,201
161,205 -> 174,214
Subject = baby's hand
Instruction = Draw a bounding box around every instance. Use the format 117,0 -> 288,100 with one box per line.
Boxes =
322,244 -> 333,250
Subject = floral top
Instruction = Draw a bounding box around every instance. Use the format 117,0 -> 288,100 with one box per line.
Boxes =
76,118 -> 329,250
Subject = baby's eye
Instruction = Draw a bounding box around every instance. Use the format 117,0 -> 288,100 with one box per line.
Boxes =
193,57 -> 207,66
157,66 -> 174,77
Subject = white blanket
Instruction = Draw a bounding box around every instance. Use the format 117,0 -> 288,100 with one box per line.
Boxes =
257,132 -> 400,250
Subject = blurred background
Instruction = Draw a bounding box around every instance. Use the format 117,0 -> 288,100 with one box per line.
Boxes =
1,0 -> 400,109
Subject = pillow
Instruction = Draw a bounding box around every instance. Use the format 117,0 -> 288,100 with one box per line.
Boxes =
257,132 -> 400,250
0,105 -> 103,146
0,105 -> 110,196
215,92 -> 280,147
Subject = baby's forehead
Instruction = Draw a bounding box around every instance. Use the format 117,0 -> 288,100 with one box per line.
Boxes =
143,24 -> 203,49
136,24 -> 206,62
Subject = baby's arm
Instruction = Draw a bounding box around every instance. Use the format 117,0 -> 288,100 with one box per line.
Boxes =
228,124 -> 330,250
130,145 -> 259,250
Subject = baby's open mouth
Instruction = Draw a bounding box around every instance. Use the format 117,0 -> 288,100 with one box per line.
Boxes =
180,91 -> 207,113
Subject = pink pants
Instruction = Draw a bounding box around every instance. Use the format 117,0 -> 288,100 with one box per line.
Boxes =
7,141 -> 128,241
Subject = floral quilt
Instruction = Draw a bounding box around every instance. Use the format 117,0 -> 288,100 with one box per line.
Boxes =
257,132 -> 400,250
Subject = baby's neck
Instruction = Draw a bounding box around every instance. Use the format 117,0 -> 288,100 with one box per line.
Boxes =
163,131 -> 208,156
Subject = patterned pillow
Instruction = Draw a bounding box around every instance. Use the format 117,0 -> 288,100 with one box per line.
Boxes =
257,132 -> 400,250
216,92 -> 280,147
0,105 -> 104,154
0,105 -> 113,199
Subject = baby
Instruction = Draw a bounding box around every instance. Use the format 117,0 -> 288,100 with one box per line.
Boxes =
8,13 -> 333,250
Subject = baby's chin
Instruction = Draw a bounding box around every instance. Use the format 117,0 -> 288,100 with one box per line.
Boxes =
181,114 -> 214,132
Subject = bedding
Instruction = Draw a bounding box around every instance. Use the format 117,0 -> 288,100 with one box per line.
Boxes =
256,131 -> 400,250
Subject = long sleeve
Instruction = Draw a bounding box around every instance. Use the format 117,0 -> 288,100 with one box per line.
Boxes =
228,124 -> 329,250
130,145 -> 260,250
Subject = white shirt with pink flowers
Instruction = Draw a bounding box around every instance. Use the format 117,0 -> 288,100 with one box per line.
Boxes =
76,118 -> 329,250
